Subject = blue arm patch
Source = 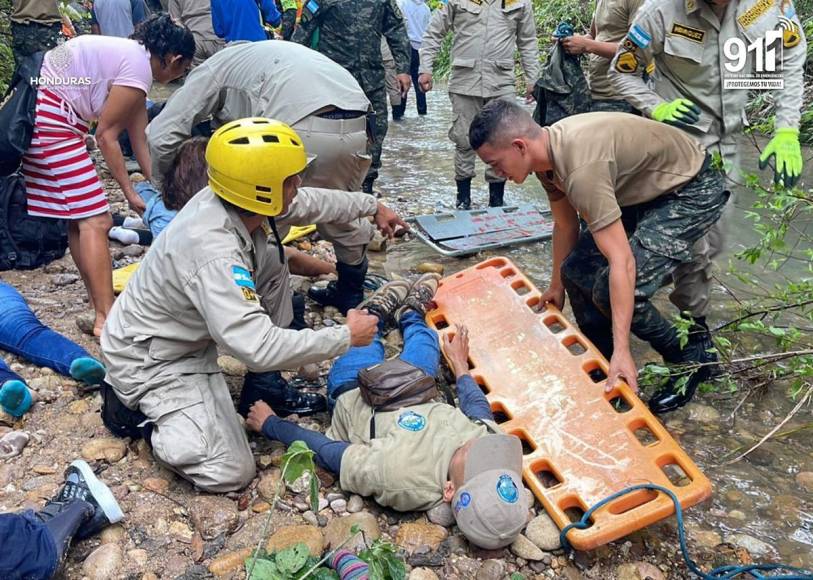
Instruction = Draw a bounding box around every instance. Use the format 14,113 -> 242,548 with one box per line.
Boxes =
629,24 -> 652,48
305,0 -> 319,13
232,265 -> 256,290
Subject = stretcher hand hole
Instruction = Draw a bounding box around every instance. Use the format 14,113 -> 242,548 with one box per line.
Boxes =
543,315 -> 567,333
473,375 -> 490,394
560,499 -> 591,526
531,459 -> 564,489
500,268 -> 517,278
583,361 -> 608,383
477,257 -> 507,270
607,392 -> 634,413
526,296 -> 546,313
658,458 -> 693,487
490,402 -> 513,425
431,314 -> 449,330
562,335 -> 588,356
606,488 -> 659,516
511,280 -> 531,295
509,429 -> 537,455
629,418 -> 660,447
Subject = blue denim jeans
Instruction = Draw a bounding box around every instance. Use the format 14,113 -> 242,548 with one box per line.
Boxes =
327,310 -> 440,408
135,181 -> 177,239
0,282 -> 91,384
0,512 -> 58,579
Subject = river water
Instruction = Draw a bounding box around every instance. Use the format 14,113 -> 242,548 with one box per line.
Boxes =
375,89 -> 813,568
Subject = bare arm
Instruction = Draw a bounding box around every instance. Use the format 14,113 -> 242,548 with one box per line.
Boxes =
285,247 -> 336,277
540,192 -> 580,309
591,219 -> 638,392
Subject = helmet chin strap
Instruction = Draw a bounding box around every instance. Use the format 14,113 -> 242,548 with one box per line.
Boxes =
267,217 -> 286,263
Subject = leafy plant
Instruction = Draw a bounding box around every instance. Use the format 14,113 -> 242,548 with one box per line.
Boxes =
358,537 -> 407,580
244,543 -> 339,580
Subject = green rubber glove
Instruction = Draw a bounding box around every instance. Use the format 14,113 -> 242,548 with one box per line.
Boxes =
759,127 -> 803,188
651,98 -> 701,126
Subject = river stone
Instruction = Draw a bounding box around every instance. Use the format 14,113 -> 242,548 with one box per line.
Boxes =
303,511 -> 319,526
330,498 -> 347,514
692,529 -> 722,549
725,533 -> 775,557
395,522 -> 448,554
616,562 -> 665,580
0,431 -> 29,459
324,512 -> 380,551
408,568 -> 439,580
686,403 -> 720,423
258,469 -> 282,500
525,512 -> 561,551
67,399 -> 90,414
416,262 -> 444,275
510,534 -> 544,561
796,471 -> 813,493
427,502 -> 455,527
217,355 -> 246,377
347,494 -> 364,513
287,471 -> 312,494
82,544 -> 123,580
143,477 -> 170,494
190,495 -> 239,540
476,559 -> 506,580
81,437 -> 127,462
169,520 -> 194,543
266,524 -> 325,557
100,524 -> 126,545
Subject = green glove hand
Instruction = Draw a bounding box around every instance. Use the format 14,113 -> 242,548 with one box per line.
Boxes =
651,98 -> 701,126
759,127 -> 803,188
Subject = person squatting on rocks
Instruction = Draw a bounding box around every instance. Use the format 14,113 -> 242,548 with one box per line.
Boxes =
0,281 -> 106,418
292,0 -> 412,196
246,276 -> 529,550
100,119 -> 408,492
147,40 -> 378,314
608,0 -> 806,405
418,0 -> 540,209
469,100 -> 729,413
20,15 -> 194,338
0,460 -> 124,579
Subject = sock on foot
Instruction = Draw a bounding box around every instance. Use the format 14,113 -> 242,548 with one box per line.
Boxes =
109,226 -> 140,245
331,550 -> 370,580
69,358 -> 106,386
0,380 -> 33,417
122,216 -> 145,229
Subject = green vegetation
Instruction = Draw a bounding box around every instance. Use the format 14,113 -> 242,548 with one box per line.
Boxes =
246,544 -> 338,580
1,0 -> 12,95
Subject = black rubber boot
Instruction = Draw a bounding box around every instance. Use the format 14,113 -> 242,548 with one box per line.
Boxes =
456,178 -> 471,210
648,330 -> 716,414
361,176 -> 375,195
42,500 -> 94,562
239,371 -> 326,418
488,181 -> 505,207
307,258 -> 368,315
39,460 -> 125,541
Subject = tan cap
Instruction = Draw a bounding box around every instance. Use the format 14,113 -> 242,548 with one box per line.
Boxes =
452,434 -> 529,549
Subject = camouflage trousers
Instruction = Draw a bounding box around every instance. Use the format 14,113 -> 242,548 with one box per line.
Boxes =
366,86 -> 388,182
11,22 -> 62,63
590,98 -> 639,114
560,158 -> 728,361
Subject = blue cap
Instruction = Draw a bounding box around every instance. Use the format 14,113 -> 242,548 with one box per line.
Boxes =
0,380 -> 33,417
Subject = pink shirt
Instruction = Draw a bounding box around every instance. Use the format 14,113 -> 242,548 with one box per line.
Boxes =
40,35 -> 153,122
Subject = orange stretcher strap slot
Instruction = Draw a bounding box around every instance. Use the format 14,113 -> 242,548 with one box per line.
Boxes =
428,257 -> 712,551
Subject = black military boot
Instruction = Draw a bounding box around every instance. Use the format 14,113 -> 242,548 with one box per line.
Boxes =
648,330 -> 717,414
307,258 -> 368,315
39,460 -> 125,543
239,371 -> 326,418
489,181 -> 505,207
361,176 -> 376,195
456,178 -> 472,210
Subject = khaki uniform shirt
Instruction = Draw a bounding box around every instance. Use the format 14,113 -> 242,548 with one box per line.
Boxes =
101,187 -> 379,409
588,0 -> 644,100
147,40 -> 370,182
543,112 -> 706,232
609,0 -> 806,156
419,0 -> 540,97
11,0 -> 61,23
168,0 -> 220,43
327,391 -> 498,511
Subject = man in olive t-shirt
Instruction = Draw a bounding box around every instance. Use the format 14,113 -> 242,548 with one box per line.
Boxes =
10,0 -> 63,62
470,100 -> 728,413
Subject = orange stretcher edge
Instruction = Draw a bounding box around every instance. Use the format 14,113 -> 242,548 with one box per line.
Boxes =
427,256 -> 712,551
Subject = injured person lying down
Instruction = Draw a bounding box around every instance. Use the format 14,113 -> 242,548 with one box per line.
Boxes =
246,273 -> 530,549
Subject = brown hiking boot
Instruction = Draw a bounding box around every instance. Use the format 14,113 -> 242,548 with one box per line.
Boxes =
397,273 -> 441,321
357,279 -> 411,326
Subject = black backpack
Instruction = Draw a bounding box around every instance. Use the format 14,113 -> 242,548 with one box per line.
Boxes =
0,173 -> 68,270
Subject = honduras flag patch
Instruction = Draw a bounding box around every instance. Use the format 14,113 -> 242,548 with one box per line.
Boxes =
232,265 -> 256,290
628,24 -> 652,48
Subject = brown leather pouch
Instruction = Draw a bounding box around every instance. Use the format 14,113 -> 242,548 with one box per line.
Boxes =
357,358 -> 438,412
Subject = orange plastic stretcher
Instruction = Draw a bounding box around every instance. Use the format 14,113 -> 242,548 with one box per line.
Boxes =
427,257 -> 712,551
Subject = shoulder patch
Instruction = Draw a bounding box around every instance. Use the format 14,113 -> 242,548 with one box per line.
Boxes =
737,0 -> 773,28
779,16 -> 801,47
496,474 -> 519,503
397,410 -> 427,432
615,51 -> 640,73
628,24 -> 652,48
304,0 -> 319,14
232,265 -> 256,289
670,23 -> 705,43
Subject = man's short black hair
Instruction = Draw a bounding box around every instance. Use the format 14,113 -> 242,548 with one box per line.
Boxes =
469,99 -> 535,150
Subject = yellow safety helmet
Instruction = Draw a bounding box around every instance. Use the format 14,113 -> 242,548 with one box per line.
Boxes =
205,118 -> 307,216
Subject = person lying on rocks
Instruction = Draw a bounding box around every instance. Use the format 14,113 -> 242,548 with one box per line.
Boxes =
0,460 -> 124,579
100,119 -> 407,493
0,281 -> 106,418
247,275 -> 530,549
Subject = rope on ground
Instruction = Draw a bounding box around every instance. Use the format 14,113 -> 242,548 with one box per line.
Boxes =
559,483 -> 813,580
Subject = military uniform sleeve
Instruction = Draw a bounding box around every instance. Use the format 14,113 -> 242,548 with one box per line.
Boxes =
148,67 -> 224,185
608,3 -> 668,117
280,188 -> 379,225
383,0 -> 412,75
168,0 -> 182,22
517,0 -> 540,87
185,257 -> 351,371
419,2 -> 454,75
775,2 -> 806,129
291,0 -> 323,46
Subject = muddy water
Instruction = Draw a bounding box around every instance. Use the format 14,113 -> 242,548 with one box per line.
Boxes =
377,89 -> 813,568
